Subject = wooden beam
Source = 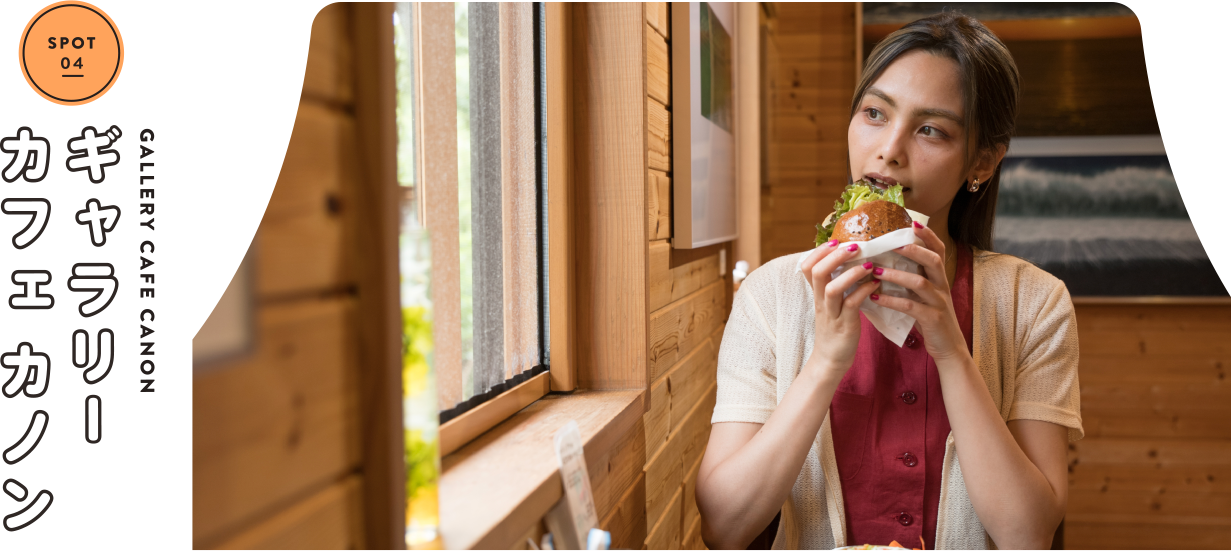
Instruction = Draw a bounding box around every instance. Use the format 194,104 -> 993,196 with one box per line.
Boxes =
349,3 -> 404,548
547,1 -> 578,392
571,2 -> 649,390
863,16 -> 1142,43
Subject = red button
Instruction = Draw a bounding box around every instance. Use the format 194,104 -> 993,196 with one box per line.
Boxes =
897,452 -> 919,467
896,512 -> 914,526
900,391 -> 917,405
904,334 -> 919,348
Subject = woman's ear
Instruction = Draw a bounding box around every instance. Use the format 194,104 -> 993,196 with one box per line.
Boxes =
973,143 -> 1008,182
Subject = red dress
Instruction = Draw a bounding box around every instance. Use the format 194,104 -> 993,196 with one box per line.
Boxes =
829,244 -> 973,549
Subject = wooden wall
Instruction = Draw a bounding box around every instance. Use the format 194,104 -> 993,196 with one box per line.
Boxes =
1066,302 -> 1231,549
194,5 -> 373,548
760,2 -> 858,263
640,4 -> 733,549
484,5 -> 735,548
509,2 -> 728,548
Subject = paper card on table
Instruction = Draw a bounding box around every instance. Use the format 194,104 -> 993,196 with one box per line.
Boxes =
552,420 -> 598,549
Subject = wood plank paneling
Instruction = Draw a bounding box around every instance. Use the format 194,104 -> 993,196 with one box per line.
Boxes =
1065,518 -> 1231,551
194,298 -> 361,545
646,2 -> 669,40
1069,463 -> 1231,494
681,453 -> 703,541
645,377 -> 719,537
648,170 -> 672,241
645,431 -> 686,533
590,420 -> 648,520
1008,37 -> 1157,136
573,2 -> 649,389
1082,409 -> 1231,439
668,339 -> 720,436
647,26 -> 671,107
650,241 -> 722,313
256,101 -> 357,299
649,280 -> 726,380
640,5 -> 730,549
1079,355 -> 1227,384
648,98 -> 672,173
602,473 -> 649,550
645,372 -> 671,459
762,3 -> 857,263
216,476 -> 364,550
1067,303 -> 1231,548
647,485 -> 684,550
681,383 -> 718,474
683,513 -> 706,550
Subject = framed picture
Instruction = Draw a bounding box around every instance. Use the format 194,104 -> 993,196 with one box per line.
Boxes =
994,135 -> 1228,298
671,1 -> 737,249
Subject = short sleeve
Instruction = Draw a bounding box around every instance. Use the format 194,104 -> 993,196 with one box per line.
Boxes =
712,287 -> 779,425
1008,281 -> 1084,442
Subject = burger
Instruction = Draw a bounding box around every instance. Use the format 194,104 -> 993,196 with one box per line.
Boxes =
815,180 -> 913,246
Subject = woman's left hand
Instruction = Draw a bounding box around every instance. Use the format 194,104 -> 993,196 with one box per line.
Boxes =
870,222 -> 969,363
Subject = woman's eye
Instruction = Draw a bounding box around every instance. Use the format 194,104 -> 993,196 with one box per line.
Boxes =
920,126 -> 943,137
866,108 -> 884,121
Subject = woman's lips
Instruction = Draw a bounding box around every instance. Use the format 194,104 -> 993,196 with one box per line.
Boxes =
864,173 -> 906,191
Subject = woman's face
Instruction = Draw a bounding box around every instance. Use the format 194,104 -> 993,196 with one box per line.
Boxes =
847,49 -> 971,219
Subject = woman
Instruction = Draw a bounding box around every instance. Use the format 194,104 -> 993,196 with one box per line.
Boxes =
696,12 -> 1081,550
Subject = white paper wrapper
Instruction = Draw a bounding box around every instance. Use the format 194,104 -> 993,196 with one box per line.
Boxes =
796,210 -> 930,347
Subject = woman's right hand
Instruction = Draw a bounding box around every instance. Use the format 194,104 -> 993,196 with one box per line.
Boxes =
798,240 -> 880,381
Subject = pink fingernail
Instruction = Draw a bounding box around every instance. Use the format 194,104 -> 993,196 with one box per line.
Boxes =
870,293 -> 880,301
913,220 -> 923,229
828,239 -> 839,247
862,261 -> 874,270
847,243 -> 860,252
871,277 -> 880,283
873,267 -> 884,275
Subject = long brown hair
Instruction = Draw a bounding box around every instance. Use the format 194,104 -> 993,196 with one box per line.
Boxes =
850,11 -> 1019,251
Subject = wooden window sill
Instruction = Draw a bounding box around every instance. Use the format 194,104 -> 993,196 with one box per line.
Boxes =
438,388 -> 645,550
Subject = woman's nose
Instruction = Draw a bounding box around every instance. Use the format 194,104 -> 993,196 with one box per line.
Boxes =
878,125 -> 909,166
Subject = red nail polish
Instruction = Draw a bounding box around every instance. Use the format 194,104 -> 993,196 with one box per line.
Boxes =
873,267 -> 884,276
847,243 -> 859,252
913,220 -> 923,229
828,239 -> 839,247
870,293 -> 880,301
871,277 -> 880,283
862,261 -> 874,270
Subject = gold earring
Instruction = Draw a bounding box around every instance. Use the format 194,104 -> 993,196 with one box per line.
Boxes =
968,178 -> 980,192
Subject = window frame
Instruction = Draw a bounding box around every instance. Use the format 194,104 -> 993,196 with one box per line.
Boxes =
424,1 -> 573,457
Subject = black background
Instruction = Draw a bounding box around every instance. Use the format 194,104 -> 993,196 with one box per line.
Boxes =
0,0 -> 1211,541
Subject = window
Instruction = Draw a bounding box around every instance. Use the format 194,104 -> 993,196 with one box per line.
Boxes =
394,2 -> 549,546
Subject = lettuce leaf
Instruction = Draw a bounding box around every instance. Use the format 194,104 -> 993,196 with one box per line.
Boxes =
814,181 -> 906,246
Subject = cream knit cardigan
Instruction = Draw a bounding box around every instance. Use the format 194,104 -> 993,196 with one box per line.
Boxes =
711,249 -> 1083,550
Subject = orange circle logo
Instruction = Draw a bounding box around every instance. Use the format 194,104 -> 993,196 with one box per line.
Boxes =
19,2 -> 123,105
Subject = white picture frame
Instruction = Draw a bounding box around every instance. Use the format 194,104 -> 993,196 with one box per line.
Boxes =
671,1 -> 738,249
